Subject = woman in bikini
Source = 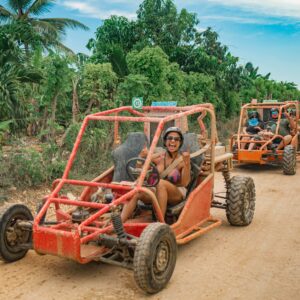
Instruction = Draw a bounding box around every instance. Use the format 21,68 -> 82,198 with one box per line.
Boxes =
121,127 -> 191,222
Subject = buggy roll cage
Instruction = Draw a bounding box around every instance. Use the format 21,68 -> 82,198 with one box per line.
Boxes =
231,101 -> 299,150
35,104 -> 221,257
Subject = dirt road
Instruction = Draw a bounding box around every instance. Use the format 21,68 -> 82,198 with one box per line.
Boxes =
0,163 -> 299,300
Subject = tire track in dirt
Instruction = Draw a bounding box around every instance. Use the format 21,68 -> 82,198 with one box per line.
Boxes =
0,164 -> 299,300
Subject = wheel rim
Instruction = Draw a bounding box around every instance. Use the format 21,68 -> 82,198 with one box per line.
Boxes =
153,239 -> 170,276
5,214 -> 30,253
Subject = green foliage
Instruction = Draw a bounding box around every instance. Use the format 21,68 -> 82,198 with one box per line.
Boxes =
88,16 -> 138,76
117,74 -> 151,106
137,0 -> 198,56
0,143 -> 67,187
1,0 -> 300,189
0,0 -> 88,54
0,120 -> 12,144
0,30 -> 42,130
63,123 -> 81,151
68,121 -> 114,179
42,143 -> 67,179
8,149 -> 46,186
81,63 -> 118,111
126,46 -> 172,103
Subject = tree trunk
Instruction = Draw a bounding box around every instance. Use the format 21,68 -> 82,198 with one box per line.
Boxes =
50,92 -> 59,138
85,98 -> 95,115
41,107 -> 49,132
72,78 -> 80,123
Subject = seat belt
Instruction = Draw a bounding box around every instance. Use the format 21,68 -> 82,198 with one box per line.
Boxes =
160,143 -> 210,179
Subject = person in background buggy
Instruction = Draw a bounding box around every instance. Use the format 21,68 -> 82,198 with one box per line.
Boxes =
241,111 -> 265,150
268,108 -> 296,150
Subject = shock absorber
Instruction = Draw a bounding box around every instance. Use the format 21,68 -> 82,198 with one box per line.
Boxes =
222,161 -> 231,191
111,207 -> 126,239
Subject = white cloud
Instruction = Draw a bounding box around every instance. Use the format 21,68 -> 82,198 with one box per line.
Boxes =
200,15 -> 284,25
206,0 -> 300,19
196,26 -> 207,32
60,0 -> 300,23
61,0 -> 137,20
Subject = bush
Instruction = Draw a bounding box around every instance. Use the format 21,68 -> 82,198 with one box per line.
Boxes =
0,143 -> 67,188
9,149 -> 46,186
63,123 -> 81,151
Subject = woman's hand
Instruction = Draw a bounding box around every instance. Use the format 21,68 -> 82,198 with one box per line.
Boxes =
182,151 -> 190,166
139,145 -> 148,158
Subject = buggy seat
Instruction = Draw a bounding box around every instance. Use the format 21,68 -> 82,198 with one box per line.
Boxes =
111,132 -> 149,182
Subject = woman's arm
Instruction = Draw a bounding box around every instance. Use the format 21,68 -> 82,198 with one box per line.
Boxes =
139,145 -> 164,164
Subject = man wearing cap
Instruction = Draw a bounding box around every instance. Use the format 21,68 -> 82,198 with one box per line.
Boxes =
269,108 -> 296,150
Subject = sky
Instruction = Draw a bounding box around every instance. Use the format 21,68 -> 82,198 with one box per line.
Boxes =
47,0 -> 300,87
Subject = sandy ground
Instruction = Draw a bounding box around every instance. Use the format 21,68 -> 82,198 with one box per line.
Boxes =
0,163 -> 299,300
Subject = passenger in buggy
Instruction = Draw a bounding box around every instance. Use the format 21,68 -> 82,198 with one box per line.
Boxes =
241,111 -> 265,150
267,108 -> 296,150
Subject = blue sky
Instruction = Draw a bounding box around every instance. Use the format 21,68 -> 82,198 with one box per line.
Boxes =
49,0 -> 300,87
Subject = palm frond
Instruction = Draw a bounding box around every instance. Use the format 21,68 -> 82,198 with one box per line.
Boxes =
0,5 -> 14,22
7,0 -> 33,12
16,68 -> 43,83
31,19 -> 60,36
46,40 -> 75,54
7,0 -> 21,12
26,0 -> 54,17
41,18 -> 89,31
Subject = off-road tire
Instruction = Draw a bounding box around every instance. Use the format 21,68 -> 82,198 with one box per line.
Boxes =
133,223 -> 177,294
283,145 -> 296,175
0,203 -> 33,262
226,176 -> 255,226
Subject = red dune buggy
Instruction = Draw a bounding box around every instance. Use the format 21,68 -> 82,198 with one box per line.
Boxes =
0,104 -> 255,293
230,101 -> 299,175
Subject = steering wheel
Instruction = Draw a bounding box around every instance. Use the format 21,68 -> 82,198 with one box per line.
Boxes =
125,157 -> 160,187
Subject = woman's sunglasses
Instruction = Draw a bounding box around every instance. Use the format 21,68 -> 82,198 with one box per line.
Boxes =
166,136 -> 181,142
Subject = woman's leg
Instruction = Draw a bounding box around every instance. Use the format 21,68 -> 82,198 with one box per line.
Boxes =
156,179 -> 183,217
121,193 -> 139,222
121,191 -> 153,222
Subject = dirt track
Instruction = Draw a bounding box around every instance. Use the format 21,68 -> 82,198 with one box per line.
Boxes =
0,163 -> 299,300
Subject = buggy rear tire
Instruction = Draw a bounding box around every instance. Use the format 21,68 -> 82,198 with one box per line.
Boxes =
133,223 -> 177,294
226,176 -> 255,226
283,145 -> 296,175
0,203 -> 33,262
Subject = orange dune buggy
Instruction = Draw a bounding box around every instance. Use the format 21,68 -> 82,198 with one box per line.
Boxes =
230,101 -> 299,175
0,104 -> 255,293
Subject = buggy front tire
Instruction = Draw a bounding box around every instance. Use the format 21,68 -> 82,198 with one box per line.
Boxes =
283,145 -> 296,175
0,204 -> 33,262
226,176 -> 255,226
133,223 -> 177,294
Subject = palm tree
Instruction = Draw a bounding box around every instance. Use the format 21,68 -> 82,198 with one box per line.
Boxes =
0,31 -> 42,129
0,0 -> 88,54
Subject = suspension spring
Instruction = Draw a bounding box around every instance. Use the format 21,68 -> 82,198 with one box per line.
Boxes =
111,209 -> 126,239
222,162 -> 231,191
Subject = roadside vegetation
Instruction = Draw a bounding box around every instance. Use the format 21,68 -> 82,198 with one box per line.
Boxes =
0,0 -> 299,189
